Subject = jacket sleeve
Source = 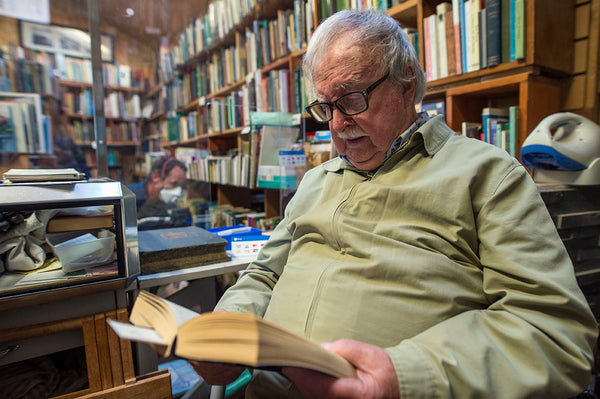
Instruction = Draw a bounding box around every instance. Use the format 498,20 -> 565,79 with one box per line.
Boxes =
214,202 -> 296,317
386,164 -> 598,399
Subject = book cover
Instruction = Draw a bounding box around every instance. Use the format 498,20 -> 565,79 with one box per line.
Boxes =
137,226 -> 230,274
107,290 -> 356,379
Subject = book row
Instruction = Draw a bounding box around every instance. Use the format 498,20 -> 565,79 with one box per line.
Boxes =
0,44 -> 153,99
0,94 -> 51,154
65,118 -> 140,143
461,105 -> 520,157
424,0 -> 525,81
63,89 -> 142,119
157,67 -> 312,143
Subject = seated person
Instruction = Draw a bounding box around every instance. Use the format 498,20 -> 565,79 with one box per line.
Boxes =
128,156 -> 187,219
191,9 -> 598,399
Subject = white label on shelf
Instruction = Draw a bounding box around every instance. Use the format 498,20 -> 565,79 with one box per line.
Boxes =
241,126 -> 251,135
198,97 -> 206,106
292,113 -> 302,125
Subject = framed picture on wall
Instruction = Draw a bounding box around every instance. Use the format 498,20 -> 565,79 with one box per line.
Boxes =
20,21 -> 114,62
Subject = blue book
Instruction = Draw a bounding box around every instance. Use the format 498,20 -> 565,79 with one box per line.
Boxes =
460,0 -> 468,71
501,0 -> 511,63
158,359 -> 202,397
509,0 -> 516,61
486,0 -> 502,67
481,107 -> 508,144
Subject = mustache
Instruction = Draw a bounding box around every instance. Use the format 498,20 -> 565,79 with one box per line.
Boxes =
336,127 -> 369,140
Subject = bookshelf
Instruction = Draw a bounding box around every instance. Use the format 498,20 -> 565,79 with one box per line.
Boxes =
415,0 -> 573,154
143,0 -> 314,222
59,78 -> 145,184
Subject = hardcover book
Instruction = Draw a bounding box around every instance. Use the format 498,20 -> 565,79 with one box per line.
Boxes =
107,290 -> 356,379
137,226 -> 230,274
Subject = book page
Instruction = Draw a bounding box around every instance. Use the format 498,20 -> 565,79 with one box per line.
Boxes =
107,318 -> 167,346
164,298 -> 200,327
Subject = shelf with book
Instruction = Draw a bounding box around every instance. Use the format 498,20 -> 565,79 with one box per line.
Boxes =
420,0 -> 573,84
402,0 -> 574,159
444,69 -> 560,152
143,0 -> 333,224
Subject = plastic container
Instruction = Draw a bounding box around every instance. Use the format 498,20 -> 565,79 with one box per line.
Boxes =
207,225 -> 263,250
46,230 -> 115,272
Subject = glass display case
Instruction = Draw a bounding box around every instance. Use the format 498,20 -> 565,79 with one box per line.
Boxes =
0,178 -> 139,304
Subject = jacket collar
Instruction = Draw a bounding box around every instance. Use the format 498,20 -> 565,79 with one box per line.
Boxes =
323,114 -> 455,173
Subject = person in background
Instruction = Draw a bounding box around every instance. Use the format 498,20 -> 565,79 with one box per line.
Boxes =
127,156 -> 187,218
192,9 -> 598,399
53,134 -> 92,178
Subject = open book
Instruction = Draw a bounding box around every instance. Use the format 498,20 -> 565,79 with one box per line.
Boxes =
107,291 -> 356,379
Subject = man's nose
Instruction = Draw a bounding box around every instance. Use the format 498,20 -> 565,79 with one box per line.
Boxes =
330,107 -> 354,131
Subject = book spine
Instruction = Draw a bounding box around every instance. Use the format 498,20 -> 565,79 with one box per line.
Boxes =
436,3 -> 451,79
486,0 -> 502,67
424,15 -> 433,81
452,0 -> 463,74
478,8 -> 487,69
468,0 -> 480,72
459,0 -> 468,73
508,105 -> 519,157
509,0 -> 516,61
445,10 -> 457,76
514,0 -> 525,59
428,14 -> 439,80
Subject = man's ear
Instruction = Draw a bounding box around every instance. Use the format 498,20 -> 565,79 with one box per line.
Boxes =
150,170 -> 162,183
402,66 -> 416,104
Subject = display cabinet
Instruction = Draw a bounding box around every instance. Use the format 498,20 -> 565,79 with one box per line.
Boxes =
0,179 -> 164,398
0,179 -> 139,307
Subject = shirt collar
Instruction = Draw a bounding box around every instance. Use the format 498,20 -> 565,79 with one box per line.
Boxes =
339,111 -> 430,169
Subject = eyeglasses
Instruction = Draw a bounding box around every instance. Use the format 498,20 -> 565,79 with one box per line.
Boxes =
305,72 -> 390,123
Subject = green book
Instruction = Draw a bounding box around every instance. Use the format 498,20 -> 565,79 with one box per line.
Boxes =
514,0 -> 525,59
508,105 -> 519,157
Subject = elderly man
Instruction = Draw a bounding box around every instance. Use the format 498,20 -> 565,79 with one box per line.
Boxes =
193,9 -> 597,399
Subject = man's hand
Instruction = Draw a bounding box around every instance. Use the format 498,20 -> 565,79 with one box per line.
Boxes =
189,361 -> 246,386
282,339 -> 400,399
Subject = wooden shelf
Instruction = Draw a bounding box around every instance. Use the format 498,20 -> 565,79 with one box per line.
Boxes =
60,80 -> 144,93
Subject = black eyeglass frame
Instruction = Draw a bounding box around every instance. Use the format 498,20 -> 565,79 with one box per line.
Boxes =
305,71 -> 390,122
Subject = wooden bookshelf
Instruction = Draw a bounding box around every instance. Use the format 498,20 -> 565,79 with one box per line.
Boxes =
414,0 -> 574,157
137,0 -> 585,223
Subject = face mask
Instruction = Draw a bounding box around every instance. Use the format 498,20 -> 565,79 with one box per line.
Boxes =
159,186 -> 183,204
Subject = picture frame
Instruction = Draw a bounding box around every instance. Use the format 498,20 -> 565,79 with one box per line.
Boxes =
20,21 -> 114,62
